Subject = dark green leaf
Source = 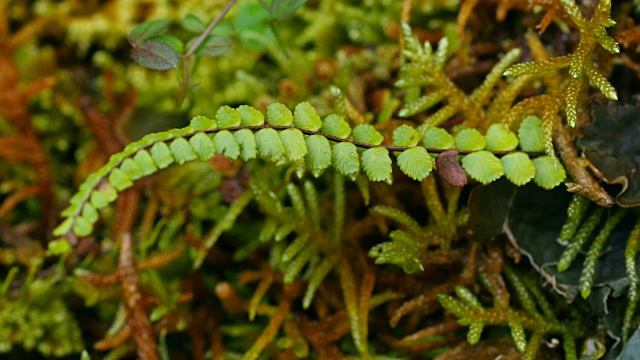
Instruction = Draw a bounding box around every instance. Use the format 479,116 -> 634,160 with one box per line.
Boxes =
467,179 -> 516,242
131,40 -> 179,70
128,19 -> 171,44
182,14 -> 206,33
271,0 -> 307,20
195,35 -> 232,57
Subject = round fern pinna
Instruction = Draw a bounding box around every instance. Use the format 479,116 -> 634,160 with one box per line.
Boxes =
53,102 -> 564,243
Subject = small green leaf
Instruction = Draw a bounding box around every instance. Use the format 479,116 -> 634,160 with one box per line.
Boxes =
271,0 -> 307,20
82,204 -> 99,224
279,128 -> 307,161
234,129 -> 257,160
182,14 -> 206,33
267,103 -> 294,126
73,216 -> 93,237
98,183 -> 118,203
533,156 -> 566,189
424,128 -> 454,149
120,158 -> 144,180
190,115 -> 217,130
194,35 -> 231,57
485,124 -> 518,151
90,191 -> 109,210
305,135 -> 331,171
53,218 -> 73,237
294,102 -> 322,131
150,142 -> 174,169
353,124 -> 384,145
392,124 -> 421,147
501,152 -> 536,186
131,40 -> 179,70
518,116 -> 545,152
332,142 -> 360,176
397,147 -> 433,181
321,114 -> 351,139
133,150 -> 158,175
362,148 -> 392,182
455,128 -> 486,151
237,105 -> 264,126
216,106 -> 242,128
108,168 -> 134,191
189,133 -> 215,161
461,151 -> 504,184
214,130 -> 240,159
128,19 -> 171,44
170,138 -> 197,164
256,128 -> 285,161
46,238 -> 72,256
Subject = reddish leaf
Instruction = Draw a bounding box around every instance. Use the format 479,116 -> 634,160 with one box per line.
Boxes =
436,150 -> 467,187
131,40 -> 179,70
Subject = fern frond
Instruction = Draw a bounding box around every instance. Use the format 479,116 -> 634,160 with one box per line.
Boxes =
54,101 -> 564,244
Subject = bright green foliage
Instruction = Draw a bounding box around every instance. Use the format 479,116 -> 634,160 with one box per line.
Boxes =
353,124 -> 384,145
279,129 -> 308,161
501,152 -> 536,186
256,128 -> 285,161
189,132 -> 216,161
455,129 -> 486,151
238,105 -> 265,126
361,148 -> 392,182
234,129 -> 258,160
485,124 -> 518,151
393,124 -> 421,147
170,137 -> 198,164
190,115 -> 217,130
461,151 -> 504,184
397,147 -> 433,181
424,128 -> 454,149
518,116 -> 545,152
53,102 -> 562,245
151,142 -> 174,169
107,168 -> 133,191
321,114 -> 351,139
332,142 -> 360,176
216,106 -> 242,128
214,130 -> 240,159
305,135 -> 332,171
267,102 -> 294,126
120,158 -> 145,180
532,156 -> 566,189
294,102 -> 322,131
